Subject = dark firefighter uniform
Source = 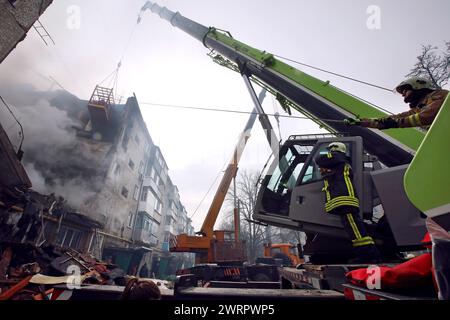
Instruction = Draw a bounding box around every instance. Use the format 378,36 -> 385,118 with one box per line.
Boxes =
347,77 -> 449,130
363,89 -> 448,129
315,147 -> 381,262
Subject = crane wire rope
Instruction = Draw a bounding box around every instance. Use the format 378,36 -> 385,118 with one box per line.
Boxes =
0,95 -> 25,156
256,54 -> 396,115
139,101 -> 351,123
98,8 -> 142,101
189,161 -> 227,220
273,53 -> 394,93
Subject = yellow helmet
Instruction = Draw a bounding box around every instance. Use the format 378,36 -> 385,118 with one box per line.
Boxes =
327,142 -> 346,153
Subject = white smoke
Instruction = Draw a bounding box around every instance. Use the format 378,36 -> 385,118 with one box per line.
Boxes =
23,162 -> 99,209
0,84 -> 106,210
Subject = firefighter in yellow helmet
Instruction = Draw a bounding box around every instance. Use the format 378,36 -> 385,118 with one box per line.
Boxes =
346,77 -> 449,129
315,142 -> 381,263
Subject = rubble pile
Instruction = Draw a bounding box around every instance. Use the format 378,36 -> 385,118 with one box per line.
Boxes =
0,243 -> 127,300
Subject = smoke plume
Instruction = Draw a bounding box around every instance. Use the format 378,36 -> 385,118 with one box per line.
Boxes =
0,82 -> 108,210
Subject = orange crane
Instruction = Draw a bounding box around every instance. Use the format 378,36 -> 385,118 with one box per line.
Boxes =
170,89 -> 270,264
263,243 -> 303,266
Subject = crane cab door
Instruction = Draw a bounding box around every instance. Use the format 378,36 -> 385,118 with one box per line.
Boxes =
255,136 -> 364,239
289,137 -> 364,238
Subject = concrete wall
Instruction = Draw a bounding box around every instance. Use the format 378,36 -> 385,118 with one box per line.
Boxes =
80,97 -> 151,250
0,0 -> 53,63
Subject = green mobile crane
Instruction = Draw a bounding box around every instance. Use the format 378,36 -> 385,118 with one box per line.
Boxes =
140,1 -> 449,276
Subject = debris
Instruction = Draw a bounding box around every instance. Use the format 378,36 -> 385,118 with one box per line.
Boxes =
32,288 -> 54,301
0,275 -> 32,300
9,262 -> 41,278
0,241 -> 127,300
29,274 -> 88,285
0,247 -> 13,279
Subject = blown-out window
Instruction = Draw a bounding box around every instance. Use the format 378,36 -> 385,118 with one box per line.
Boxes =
56,227 -> 83,250
121,186 -> 129,198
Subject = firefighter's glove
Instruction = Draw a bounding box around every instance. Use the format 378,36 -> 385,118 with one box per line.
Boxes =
357,118 -> 384,128
358,117 -> 399,129
344,118 -> 361,126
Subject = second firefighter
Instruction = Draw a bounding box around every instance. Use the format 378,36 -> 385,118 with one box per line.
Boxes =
315,142 -> 381,263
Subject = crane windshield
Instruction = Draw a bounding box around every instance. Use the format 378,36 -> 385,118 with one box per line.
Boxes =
266,145 -> 315,195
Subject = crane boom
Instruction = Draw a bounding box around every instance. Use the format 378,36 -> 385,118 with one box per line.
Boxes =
170,88 -> 267,264
199,89 -> 266,237
141,1 -> 425,167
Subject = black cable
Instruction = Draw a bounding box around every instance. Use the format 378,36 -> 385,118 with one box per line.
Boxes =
0,95 -> 24,157
189,165 -> 225,220
139,101 -> 345,123
273,54 -> 394,93
337,86 -> 393,115
99,68 -> 118,86
99,11 -> 139,90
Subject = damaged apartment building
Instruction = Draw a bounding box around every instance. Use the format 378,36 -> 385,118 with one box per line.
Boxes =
0,0 -> 194,279
139,146 -> 195,276
0,85 -> 195,279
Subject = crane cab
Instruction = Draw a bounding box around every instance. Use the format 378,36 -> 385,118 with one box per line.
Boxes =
253,134 -> 426,263
254,134 -> 365,238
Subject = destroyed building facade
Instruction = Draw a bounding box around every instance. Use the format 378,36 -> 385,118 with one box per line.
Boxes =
73,88 -> 195,278
0,0 -> 194,278
0,85 -> 194,279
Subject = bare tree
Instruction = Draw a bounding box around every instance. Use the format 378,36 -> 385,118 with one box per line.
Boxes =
220,170 -> 266,262
275,228 -> 306,246
406,42 -> 450,89
221,170 -> 305,263
236,170 -> 266,262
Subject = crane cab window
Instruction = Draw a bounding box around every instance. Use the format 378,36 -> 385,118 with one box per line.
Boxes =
267,141 -> 354,194
299,142 -> 353,185
259,137 -> 354,216
266,144 -> 313,195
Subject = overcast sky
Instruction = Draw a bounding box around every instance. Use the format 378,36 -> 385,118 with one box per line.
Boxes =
1,0 -> 449,230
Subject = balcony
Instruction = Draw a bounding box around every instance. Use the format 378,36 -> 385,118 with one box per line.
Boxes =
165,208 -> 175,219
161,242 -> 170,252
132,228 -> 158,247
152,211 -> 162,224
137,201 -> 162,224
143,176 -> 164,196
164,224 -> 176,235
138,200 -> 152,214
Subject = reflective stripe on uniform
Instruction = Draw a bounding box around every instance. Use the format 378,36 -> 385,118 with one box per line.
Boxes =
325,196 -> 359,212
323,180 -> 331,202
352,236 -> 375,247
343,164 -> 355,197
325,201 -> 359,212
326,201 -> 359,212
414,113 -> 422,126
327,152 -> 332,158
406,113 -> 423,127
325,199 -> 359,209
346,213 -> 362,239
406,115 -> 416,127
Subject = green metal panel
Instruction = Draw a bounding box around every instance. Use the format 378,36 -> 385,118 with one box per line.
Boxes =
115,253 -> 133,272
158,256 -> 169,278
404,95 -> 450,216
208,30 -> 425,151
103,248 -> 133,272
